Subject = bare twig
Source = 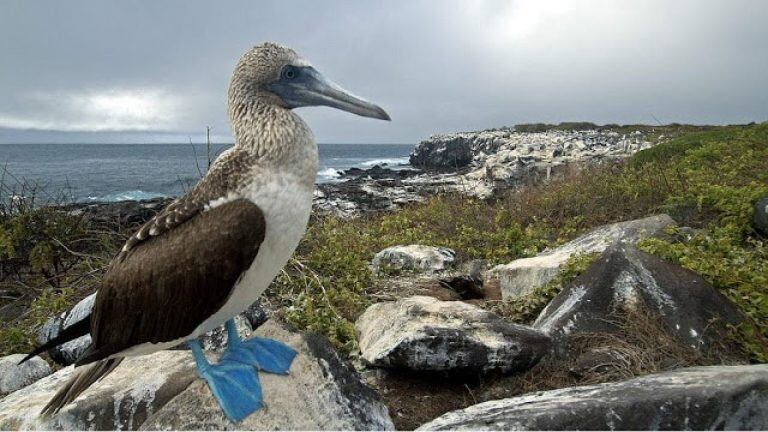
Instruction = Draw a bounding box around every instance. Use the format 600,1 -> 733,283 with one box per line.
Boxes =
50,237 -> 103,261
189,136 -> 204,179
206,126 -> 213,170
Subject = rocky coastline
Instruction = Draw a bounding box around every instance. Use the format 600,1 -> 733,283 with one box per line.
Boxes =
316,128 -> 657,217
71,127 -> 660,220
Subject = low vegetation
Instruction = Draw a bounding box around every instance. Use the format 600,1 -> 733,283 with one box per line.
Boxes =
1,123 -> 766,363
0,183 -> 134,356
270,122 -> 768,359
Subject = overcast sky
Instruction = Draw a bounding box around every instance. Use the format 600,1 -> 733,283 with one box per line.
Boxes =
1,0 -> 766,144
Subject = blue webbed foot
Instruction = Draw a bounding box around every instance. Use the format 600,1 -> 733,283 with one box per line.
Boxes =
188,339 -> 262,423
221,319 -> 296,375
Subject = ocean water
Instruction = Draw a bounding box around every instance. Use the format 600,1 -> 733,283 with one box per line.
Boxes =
0,143 -> 413,203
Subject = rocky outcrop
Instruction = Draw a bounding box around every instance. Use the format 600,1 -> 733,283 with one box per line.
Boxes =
141,321 -> 394,431
487,214 -> 676,300
533,245 -> 745,352
410,129 -> 652,171
356,296 -> 551,374
316,129 -> 660,218
755,195 -> 768,236
0,321 -> 393,431
409,136 -> 476,169
417,364 -> 768,430
0,355 -> 51,397
371,245 -> 456,275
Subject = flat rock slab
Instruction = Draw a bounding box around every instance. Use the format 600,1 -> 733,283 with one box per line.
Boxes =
141,321 -> 394,431
533,245 -> 744,353
1,321 -> 392,431
417,364 -> 768,430
487,214 -> 676,299
0,350 -> 197,430
0,354 -> 52,397
372,245 -> 456,275
356,296 -> 551,374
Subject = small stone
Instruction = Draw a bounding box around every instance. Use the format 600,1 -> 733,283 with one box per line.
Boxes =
371,245 -> 456,275
0,354 -> 52,396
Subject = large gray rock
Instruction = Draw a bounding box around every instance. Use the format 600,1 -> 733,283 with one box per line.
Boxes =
417,364 -> 768,430
141,321 -> 394,431
0,350 -> 197,430
1,321 -> 393,431
356,296 -> 551,374
0,354 -> 52,396
533,245 -> 744,353
37,294 -> 95,365
755,195 -> 768,236
371,245 -> 456,275
487,214 -> 676,299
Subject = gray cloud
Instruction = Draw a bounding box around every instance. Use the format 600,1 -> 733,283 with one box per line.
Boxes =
0,0 -> 766,144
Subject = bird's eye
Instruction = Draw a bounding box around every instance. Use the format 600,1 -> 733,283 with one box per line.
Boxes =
282,66 -> 296,80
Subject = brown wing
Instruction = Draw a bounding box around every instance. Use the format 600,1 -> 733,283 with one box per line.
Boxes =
116,195 -> 205,261
77,198 -> 265,365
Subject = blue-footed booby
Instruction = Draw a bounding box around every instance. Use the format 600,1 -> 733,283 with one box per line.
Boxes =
21,42 -> 390,422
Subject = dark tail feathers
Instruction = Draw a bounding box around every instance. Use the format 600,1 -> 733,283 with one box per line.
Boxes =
42,357 -> 123,416
18,315 -> 91,365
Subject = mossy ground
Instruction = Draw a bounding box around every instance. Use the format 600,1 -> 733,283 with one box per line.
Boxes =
1,123 -> 767,363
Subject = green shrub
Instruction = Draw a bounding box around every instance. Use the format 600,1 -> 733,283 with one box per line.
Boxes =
0,287 -> 76,356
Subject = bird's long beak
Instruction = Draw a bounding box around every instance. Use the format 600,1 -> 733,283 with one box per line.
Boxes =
269,67 -> 391,121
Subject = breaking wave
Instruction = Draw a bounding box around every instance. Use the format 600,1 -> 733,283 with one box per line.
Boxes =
360,157 -> 410,167
87,190 -> 168,203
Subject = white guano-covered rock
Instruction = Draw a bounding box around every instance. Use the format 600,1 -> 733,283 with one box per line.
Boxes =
0,321 -> 393,431
533,245 -> 744,353
0,354 -> 52,397
141,321 -> 394,430
371,245 -> 456,275
417,364 -> 768,430
0,350 -> 197,430
487,214 -> 676,299
355,296 -> 551,374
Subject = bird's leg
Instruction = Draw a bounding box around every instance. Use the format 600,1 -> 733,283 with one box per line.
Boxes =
220,318 -> 296,375
188,339 -> 211,374
225,318 -> 242,346
187,338 -> 263,422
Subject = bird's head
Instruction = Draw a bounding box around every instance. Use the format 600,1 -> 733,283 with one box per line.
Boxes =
230,42 -> 390,121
